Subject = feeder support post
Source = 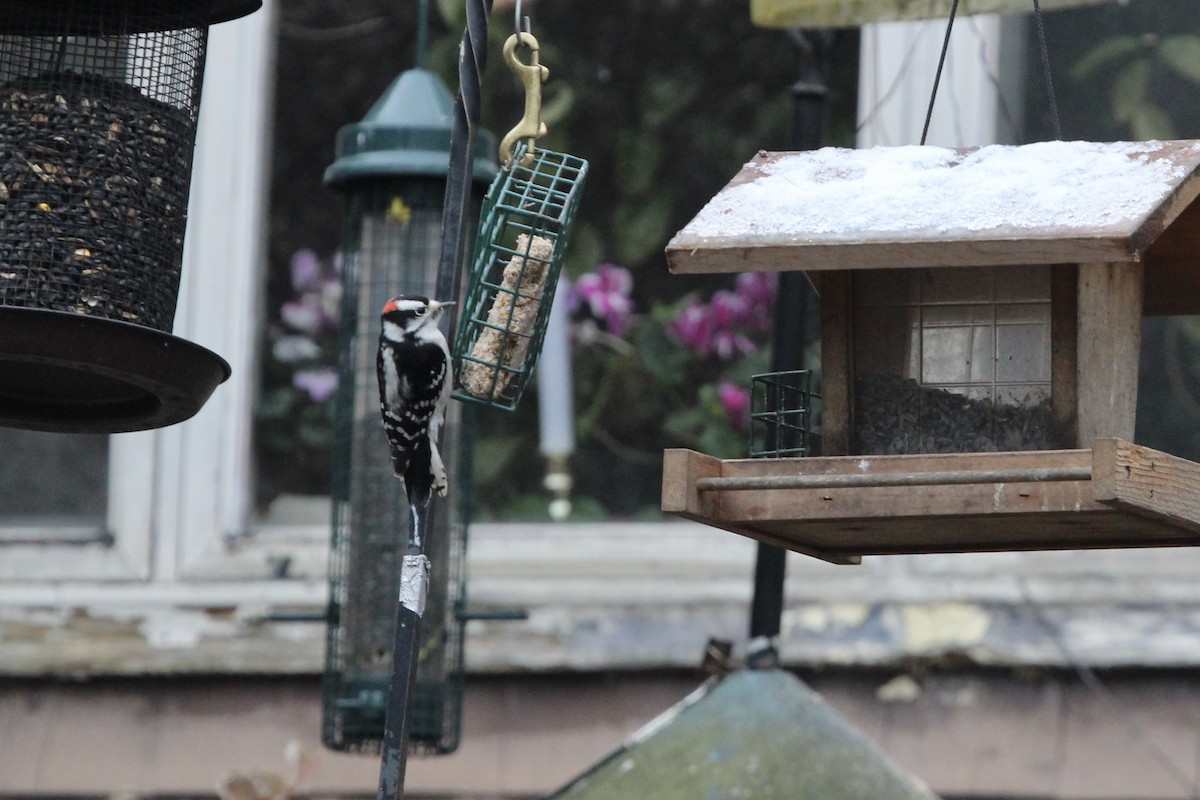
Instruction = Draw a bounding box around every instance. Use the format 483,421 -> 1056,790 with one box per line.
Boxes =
748,29 -> 831,659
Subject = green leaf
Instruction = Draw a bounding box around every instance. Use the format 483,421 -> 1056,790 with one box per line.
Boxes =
1130,104 -> 1177,140
563,222 -> 603,278
1110,58 -> 1151,124
616,130 -> 664,197
472,434 -> 526,486
1159,36 -> 1200,84
613,192 -> 673,265
1070,36 -> 1142,80
638,73 -> 701,129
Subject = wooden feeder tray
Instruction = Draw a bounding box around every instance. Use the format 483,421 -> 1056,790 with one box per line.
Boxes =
663,440 -> 1200,564
0,307 -> 230,433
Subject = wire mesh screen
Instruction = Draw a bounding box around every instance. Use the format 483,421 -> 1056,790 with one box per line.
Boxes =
0,5 -> 208,332
750,370 -> 819,459
323,179 -> 468,755
453,143 -> 587,410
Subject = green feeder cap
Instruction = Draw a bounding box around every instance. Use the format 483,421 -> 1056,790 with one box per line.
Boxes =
325,68 -> 497,189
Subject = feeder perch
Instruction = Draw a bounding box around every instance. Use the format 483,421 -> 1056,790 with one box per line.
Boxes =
662,140 -> 1200,562
453,141 -> 587,410
0,0 -> 261,432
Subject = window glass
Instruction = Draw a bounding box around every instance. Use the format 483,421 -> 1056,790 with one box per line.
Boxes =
0,430 -> 107,530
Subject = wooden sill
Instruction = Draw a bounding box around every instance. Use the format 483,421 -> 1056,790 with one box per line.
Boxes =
662,439 -> 1200,565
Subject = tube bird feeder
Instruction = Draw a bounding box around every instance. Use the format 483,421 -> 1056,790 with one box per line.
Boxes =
0,0 -> 260,433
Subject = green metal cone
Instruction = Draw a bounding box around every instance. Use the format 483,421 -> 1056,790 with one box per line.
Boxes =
547,669 -> 940,800
324,68 -> 496,187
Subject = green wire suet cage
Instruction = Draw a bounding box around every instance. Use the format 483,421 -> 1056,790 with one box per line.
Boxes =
750,370 -> 820,459
321,67 -> 495,755
453,141 -> 588,410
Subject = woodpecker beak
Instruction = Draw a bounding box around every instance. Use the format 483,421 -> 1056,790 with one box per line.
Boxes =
429,300 -> 455,315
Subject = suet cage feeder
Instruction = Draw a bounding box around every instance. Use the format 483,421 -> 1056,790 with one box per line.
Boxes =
749,369 -> 819,460
0,0 -> 259,433
663,140 -> 1200,563
453,141 -> 587,411
321,67 -> 495,754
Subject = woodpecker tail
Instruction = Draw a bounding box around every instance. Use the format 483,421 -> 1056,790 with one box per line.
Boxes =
402,435 -> 436,507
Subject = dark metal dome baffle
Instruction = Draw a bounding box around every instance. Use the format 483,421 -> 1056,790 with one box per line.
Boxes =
0,1 -> 261,433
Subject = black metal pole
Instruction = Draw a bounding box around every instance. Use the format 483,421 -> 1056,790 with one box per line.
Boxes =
376,3 -> 492,798
748,29 -> 830,662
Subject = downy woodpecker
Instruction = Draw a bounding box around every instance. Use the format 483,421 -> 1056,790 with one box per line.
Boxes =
377,295 -> 453,506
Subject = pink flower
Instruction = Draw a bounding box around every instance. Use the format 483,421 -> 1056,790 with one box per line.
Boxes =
574,264 -> 634,334
711,329 -> 757,360
717,381 -> 751,431
735,272 -> 777,329
293,368 -> 339,403
668,296 -> 713,355
708,290 -> 747,329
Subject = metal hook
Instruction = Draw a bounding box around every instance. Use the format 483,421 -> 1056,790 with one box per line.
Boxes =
499,32 -> 548,165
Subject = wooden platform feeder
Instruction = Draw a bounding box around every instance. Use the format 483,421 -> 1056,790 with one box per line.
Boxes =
662,140 -> 1200,563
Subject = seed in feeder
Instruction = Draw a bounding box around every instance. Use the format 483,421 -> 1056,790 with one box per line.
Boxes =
74,248 -> 92,260
36,202 -> 50,211
459,233 -> 555,400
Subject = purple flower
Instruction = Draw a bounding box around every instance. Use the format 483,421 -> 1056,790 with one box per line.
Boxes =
293,368 -> 339,403
717,381 -> 750,431
575,264 -> 634,334
735,272 -> 777,330
290,249 -> 323,292
709,290 -> 748,329
272,334 -> 321,364
668,297 -> 713,356
280,298 -> 325,336
711,329 -> 757,360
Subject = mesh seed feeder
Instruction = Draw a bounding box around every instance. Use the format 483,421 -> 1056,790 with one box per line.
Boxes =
321,66 -> 496,754
0,0 -> 261,433
453,33 -> 588,411
663,140 -> 1200,562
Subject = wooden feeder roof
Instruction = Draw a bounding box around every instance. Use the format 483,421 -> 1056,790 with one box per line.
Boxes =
667,140 -> 1200,315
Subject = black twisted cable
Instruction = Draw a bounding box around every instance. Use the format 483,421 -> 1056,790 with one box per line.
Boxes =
436,0 -> 494,310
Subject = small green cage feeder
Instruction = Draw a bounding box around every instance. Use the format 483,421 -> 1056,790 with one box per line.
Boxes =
749,369 -> 820,459
0,0 -> 261,433
321,67 -> 495,754
453,141 -> 588,410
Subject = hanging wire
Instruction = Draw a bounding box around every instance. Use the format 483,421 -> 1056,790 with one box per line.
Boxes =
514,0 -> 530,37
1031,0 -> 1063,139
920,0 -> 961,145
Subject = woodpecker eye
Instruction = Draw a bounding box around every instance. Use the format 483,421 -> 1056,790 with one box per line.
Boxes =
415,307 -> 427,316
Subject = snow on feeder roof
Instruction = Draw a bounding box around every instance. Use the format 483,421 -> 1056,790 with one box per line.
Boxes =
668,140 -> 1200,314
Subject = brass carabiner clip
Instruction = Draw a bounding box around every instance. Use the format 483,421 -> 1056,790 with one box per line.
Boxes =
499,32 -> 548,167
